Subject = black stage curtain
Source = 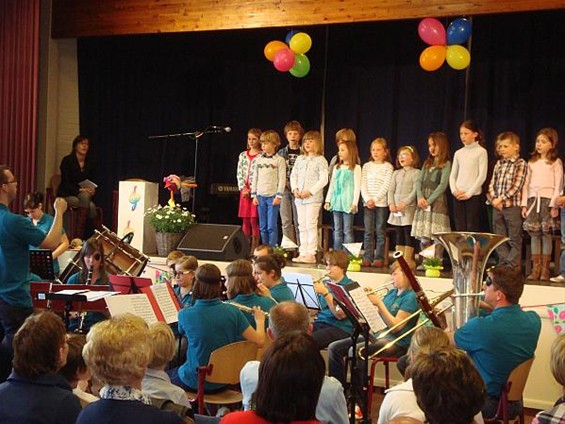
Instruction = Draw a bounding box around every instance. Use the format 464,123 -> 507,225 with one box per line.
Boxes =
77,11 -> 565,229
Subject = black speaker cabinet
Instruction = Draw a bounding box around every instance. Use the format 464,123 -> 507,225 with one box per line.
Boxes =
177,224 -> 249,261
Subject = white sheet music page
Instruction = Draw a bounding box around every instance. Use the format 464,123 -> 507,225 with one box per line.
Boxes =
348,286 -> 387,333
105,294 -> 159,325
150,284 -> 179,324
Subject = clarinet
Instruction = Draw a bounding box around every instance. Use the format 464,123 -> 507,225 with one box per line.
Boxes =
75,267 -> 94,334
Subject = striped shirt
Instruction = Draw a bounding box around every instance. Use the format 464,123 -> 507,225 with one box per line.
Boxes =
488,155 -> 527,208
361,161 -> 394,207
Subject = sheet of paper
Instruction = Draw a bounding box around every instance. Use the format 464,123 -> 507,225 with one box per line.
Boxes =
55,289 -> 89,295
79,179 -> 98,189
105,294 -> 159,325
349,286 -> 387,333
83,290 -> 119,302
150,284 -> 179,324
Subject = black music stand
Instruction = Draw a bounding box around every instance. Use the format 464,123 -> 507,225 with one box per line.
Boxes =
29,249 -> 56,281
109,275 -> 152,294
327,282 -> 373,424
284,273 -> 320,310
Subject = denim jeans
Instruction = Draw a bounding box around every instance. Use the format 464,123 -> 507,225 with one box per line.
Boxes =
363,206 -> 389,261
332,211 -> 355,251
492,206 -> 523,268
280,189 -> 299,244
257,195 -> 280,246
0,300 -> 34,382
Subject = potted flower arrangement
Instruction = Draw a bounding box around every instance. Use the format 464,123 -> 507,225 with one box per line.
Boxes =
145,204 -> 195,256
347,254 -> 362,272
423,257 -> 443,278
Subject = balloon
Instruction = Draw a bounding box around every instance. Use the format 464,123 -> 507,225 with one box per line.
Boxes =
273,48 -> 296,72
418,18 -> 446,46
446,45 -> 471,70
419,45 -> 446,71
447,18 -> 472,45
264,40 -> 288,62
285,30 -> 299,45
289,32 -> 312,54
289,54 -> 310,78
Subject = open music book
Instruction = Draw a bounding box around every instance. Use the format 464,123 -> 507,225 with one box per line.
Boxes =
104,282 -> 181,325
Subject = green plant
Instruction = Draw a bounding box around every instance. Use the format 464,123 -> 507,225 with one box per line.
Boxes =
145,204 -> 195,233
273,245 -> 289,259
423,257 -> 443,268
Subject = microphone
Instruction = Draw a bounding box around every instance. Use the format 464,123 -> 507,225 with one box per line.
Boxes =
208,126 -> 231,133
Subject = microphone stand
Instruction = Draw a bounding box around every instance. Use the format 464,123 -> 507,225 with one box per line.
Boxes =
148,126 -> 225,212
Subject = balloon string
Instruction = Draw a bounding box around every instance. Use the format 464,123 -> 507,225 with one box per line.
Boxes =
320,25 -> 329,140
463,17 -> 473,119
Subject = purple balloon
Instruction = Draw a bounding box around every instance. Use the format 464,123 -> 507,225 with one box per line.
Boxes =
273,48 -> 295,72
418,18 -> 446,46
447,18 -> 472,45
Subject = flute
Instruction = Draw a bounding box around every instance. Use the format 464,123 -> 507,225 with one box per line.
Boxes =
223,301 -> 270,317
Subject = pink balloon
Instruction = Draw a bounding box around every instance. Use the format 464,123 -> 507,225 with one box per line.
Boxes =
273,48 -> 295,72
418,18 -> 446,46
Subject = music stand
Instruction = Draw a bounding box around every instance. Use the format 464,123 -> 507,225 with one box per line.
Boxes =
29,249 -> 55,280
109,275 -> 153,294
283,273 -> 320,310
327,281 -> 373,424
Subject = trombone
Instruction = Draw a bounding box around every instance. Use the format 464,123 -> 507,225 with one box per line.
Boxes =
358,289 -> 454,360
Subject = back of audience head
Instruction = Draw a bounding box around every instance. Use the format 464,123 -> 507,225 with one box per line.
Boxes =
13,311 -> 68,379
191,263 -> 223,300
550,334 -> 565,389
254,332 -> 324,422
58,334 -> 88,388
226,259 -> 256,298
147,322 -> 176,370
411,349 -> 485,424
268,301 -> 310,339
253,244 -> 273,259
486,265 -> 524,305
83,313 -> 151,386
405,327 -> 450,378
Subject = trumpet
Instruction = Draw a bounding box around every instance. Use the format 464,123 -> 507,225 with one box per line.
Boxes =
364,282 -> 393,299
223,301 -> 270,317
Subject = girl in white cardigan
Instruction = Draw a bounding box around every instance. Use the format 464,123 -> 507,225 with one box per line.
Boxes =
290,131 -> 329,263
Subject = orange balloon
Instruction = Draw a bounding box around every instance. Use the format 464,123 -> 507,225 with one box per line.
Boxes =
264,40 -> 288,62
419,45 -> 446,72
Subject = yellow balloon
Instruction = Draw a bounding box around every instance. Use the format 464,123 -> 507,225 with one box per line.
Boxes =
419,45 -> 446,72
446,45 -> 471,70
264,40 -> 288,62
289,32 -> 312,54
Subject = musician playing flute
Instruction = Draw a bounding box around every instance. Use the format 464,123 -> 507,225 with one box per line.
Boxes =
327,260 -> 419,410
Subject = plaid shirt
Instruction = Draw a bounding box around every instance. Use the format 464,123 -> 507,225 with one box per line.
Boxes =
488,155 -> 527,208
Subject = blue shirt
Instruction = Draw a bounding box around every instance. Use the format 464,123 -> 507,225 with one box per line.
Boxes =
229,293 -> 277,329
315,275 -> 355,335
173,285 -> 192,308
270,281 -> 295,302
67,272 -> 108,331
378,288 -> 419,348
30,212 -> 64,274
177,298 -> 250,391
455,304 -> 541,397
77,399 -> 184,424
0,204 -> 46,307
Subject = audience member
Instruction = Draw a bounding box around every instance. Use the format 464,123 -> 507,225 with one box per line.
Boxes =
411,349 -> 485,424
451,266 -> 541,419
0,164 -> 66,381
222,332 -> 324,424
0,311 -> 81,423
252,244 -> 273,259
77,314 -> 184,424
532,334 -> 565,423
240,301 -> 348,424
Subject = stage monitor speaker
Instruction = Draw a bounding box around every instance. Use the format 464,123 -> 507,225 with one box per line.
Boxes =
177,224 -> 249,261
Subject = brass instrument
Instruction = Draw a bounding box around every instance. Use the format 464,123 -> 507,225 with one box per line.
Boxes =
223,301 -> 270,317
364,282 -> 393,298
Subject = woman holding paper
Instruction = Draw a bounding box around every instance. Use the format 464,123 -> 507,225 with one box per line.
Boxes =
58,134 -> 98,239
326,260 -> 419,389
66,238 -> 110,333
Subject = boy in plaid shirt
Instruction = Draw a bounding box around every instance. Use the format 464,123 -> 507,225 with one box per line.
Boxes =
487,131 -> 527,268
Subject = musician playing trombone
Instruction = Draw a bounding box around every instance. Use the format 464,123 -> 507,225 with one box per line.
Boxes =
327,260 -> 419,406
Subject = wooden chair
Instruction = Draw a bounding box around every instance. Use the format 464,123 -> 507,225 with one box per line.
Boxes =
186,341 -> 258,415
367,356 -> 399,411
484,357 -> 535,424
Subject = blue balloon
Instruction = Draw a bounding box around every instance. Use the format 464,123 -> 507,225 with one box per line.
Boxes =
447,18 -> 472,45
285,30 -> 299,45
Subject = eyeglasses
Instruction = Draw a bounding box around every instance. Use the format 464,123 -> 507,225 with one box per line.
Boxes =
173,270 -> 193,278
484,276 -> 493,287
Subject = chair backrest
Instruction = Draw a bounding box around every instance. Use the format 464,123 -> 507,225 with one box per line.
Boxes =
206,341 -> 258,385
506,357 -> 534,402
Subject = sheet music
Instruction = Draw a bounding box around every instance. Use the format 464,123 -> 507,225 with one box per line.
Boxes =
348,286 -> 387,333
83,291 -> 119,302
105,294 -> 159,325
56,289 -> 89,295
150,284 -> 179,324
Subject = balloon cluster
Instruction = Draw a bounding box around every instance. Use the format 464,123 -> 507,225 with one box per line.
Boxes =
264,31 -> 312,78
418,18 -> 472,72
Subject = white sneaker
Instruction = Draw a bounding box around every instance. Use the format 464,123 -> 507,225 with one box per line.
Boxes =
302,254 -> 317,264
292,255 -> 306,263
550,274 -> 565,283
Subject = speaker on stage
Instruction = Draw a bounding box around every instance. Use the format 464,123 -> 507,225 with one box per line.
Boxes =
177,224 -> 249,261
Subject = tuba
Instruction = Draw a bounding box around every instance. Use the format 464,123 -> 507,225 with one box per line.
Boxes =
434,232 -> 507,330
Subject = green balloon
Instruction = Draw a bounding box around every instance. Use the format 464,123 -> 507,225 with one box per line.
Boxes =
289,54 -> 310,78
